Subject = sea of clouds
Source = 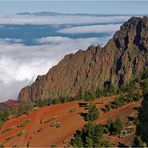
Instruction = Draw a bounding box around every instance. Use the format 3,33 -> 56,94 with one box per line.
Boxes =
0,13 -> 130,102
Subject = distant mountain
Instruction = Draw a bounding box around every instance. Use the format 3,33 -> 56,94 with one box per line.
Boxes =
0,99 -> 19,111
17,12 -> 63,16
17,12 -> 141,17
19,16 -> 148,103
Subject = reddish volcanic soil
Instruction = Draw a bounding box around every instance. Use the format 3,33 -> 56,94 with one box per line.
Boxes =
0,96 -> 141,147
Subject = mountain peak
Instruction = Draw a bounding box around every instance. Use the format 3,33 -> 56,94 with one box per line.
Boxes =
18,16 -> 148,103
112,16 -> 148,52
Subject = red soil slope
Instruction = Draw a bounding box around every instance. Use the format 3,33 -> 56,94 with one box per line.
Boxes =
0,96 -> 141,147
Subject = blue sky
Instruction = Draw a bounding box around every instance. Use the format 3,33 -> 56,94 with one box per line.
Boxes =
0,1 -> 148,15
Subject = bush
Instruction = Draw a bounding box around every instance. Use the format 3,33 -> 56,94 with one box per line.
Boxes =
95,85 -> 117,98
106,118 -> 123,136
95,87 -> 105,98
71,121 -> 112,147
112,118 -> 123,135
0,110 -> 9,121
141,78 -> 148,95
0,144 -> 4,148
83,91 -> 96,101
86,103 -> 99,121
104,102 -> 112,112
0,109 -> 10,128
17,103 -> 32,116
112,96 -> 125,108
133,136 -> 147,147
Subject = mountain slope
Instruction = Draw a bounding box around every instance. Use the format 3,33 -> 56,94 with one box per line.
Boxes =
0,99 -> 19,111
19,16 -> 148,103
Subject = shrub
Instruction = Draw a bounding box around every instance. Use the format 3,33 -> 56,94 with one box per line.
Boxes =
16,130 -> 25,137
95,85 -> 117,98
83,91 -> 96,101
0,144 -> 4,148
17,103 -> 32,116
0,109 -> 10,128
112,96 -> 125,108
133,136 -> 147,147
71,121 -> 112,147
104,102 -> 112,112
112,118 -> 123,135
106,118 -> 123,136
86,103 -> 99,121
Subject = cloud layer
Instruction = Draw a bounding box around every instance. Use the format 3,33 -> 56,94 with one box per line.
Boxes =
0,14 -> 129,25
0,13 -> 128,102
0,36 -> 106,101
58,24 -> 120,34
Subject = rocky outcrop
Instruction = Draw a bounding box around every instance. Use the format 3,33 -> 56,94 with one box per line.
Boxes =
18,17 -> 148,103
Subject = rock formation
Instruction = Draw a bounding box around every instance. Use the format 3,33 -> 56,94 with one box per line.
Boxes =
18,16 -> 148,103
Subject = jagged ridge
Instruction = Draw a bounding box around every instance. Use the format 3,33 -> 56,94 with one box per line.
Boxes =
19,16 -> 148,103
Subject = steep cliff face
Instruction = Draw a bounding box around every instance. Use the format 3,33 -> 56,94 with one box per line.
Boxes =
19,17 -> 148,102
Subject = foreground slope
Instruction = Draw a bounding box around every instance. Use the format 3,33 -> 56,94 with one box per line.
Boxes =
0,96 -> 141,147
19,16 -> 148,103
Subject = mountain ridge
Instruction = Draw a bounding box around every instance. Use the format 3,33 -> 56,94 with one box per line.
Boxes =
18,16 -> 148,103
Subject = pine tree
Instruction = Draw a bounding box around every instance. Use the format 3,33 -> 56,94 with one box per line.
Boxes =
86,102 -> 99,121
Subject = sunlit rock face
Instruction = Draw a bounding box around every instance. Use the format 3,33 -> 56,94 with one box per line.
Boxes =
19,17 -> 148,103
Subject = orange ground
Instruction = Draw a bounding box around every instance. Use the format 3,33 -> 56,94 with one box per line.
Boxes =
0,96 -> 141,147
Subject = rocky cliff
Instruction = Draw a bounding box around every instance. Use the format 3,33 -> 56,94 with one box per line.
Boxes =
18,16 -> 148,103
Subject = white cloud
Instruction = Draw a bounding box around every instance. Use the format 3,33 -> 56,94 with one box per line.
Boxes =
0,80 -> 30,101
0,15 -> 129,25
0,36 -> 110,102
0,13 -> 127,102
58,24 -> 121,34
37,36 -> 73,44
0,38 -> 22,43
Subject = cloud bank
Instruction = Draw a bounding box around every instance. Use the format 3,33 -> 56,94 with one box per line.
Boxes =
0,13 -> 127,102
58,24 -> 120,34
0,37 -> 106,102
0,15 -> 129,25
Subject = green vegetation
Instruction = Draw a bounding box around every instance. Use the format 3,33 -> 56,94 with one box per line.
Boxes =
0,72 -> 145,147
17,103 -> 32,116
86,102 -> 99,121
76,89 -> 96,101
113,96 -> 126,108
103,102 -> 112,112
104,93 -> 142,112
50,144 -> 57,147
0,144 -> 4,148
17,119 -> 31,128
16,130 -> 26,137
49,117 -> 61,128
106,118 -> 123,135
71,97 -> 113,147
0,79 -> 140,129
133,136 -> 147,147
133,69 -> 148,146
0,127 -> 13,134
95,85 -> 117,98
0,109 -> 10,128
71,121 -> 112,147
